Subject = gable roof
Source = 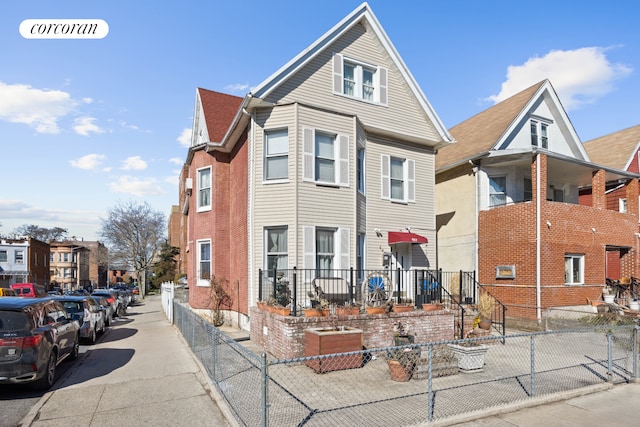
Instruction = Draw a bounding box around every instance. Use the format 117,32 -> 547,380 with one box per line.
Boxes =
197,88 -> 243,143
250,2 -> 453,146
436,81 -> 545,171
583,124 -> 640,171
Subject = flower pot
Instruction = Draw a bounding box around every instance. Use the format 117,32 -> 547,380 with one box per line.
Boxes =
257,301 -> 267,311
304,308 -> 328,317
630,300 -> 640,311
365,306 -> 387,315
422,303 -> 443,311
336,307 -> 360,316
387,359 -> 411,382
604,294 -> 615,304
478,318 -> 491,330
448,343 -> 489,373
392,304 -> 414,313
272,306 -> 290,316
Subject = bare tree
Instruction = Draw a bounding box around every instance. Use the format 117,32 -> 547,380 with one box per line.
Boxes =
11,225 -> 68,242
99,201 -> 166,298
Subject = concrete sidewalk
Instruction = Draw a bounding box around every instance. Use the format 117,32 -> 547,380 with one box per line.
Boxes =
20,295 -> 232,427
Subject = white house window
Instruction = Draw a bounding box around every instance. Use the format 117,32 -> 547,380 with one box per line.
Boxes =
356,233 -> 365,281
531,120 -> 550,149
197,240 -> 211,286
265,227 -> 288,275
0,250 -> 7,262
333,53 -> 387,105
523,177 -> 532,202
303,226 -> 350,272
489,176 -> 507,207
619,198 -> 628,213
565,254 -> 584,285
15,250 -> 24,264
303,128 -> 349,186
381,155 -> 415,203
316,228 -> 336,272
357,148 -> 365,194
264,129 -> 288,181
315,132 -> 336,183
63,253 -> 69,262
197,167 -> 211,211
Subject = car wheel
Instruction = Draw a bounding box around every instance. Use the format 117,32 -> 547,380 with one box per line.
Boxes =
98,319 -> 105,334
89,327 -> 96,344
70,336 -> 80,360
34,352 -> 57,390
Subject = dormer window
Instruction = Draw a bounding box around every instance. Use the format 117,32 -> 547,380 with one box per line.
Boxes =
333,53 -> 387,105
530,120 -> 549,149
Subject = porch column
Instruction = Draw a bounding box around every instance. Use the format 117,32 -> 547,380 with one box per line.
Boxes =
592,169 -> 606,209
626,178 -> 639,218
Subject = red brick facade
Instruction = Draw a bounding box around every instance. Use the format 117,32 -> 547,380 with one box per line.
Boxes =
479,154 -> 639,320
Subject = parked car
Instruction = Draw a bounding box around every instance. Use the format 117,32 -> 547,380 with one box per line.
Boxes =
93,295 -> 114,326
10,283 -> 46,298
51,296 -> 105,344
0,297 -> 80,390
0,288 -> 17,297
64,289 -> 90,296
91,290 -> 123,318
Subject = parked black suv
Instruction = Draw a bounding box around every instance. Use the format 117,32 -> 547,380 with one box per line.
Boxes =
0,297 -> 80,390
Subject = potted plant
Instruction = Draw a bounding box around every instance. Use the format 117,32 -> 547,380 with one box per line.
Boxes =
365,286 -> 389,314
475,293 -> 495,330
304,293 -> 330,317
387,322 -> 419,381
392,300 -> 414,313
335,301 -> 360,316
602,286 -> 615,304
448,340 -> 489,373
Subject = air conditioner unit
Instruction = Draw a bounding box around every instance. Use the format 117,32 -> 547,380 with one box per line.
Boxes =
185,178 -> 193,190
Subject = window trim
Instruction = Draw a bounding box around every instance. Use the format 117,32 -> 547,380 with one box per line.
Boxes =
196,239 -> 211,287
263,128 -> 289,183
357,147 -> 365,194
530,119 -> 551,149
197,166 -> 212,212
264,226 -> 288,275
303,128 -> 349,187
489,175 -> 507,207
333,53 -> 388,106
381,155 -> 415,203
619,198 -> 628,213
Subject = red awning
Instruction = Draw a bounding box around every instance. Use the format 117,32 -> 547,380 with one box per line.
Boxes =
388,231 -> 428,245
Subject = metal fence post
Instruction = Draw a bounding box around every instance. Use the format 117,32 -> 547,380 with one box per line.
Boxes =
292,267 -> 297,316
607,332 -> 613,383
530,334 -> 536,397
633,326 -> 639,381
211,327 -> 218,382
261,352 -> 269,427
427,343 -> 434,422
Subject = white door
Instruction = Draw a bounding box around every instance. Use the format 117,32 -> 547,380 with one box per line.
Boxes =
391,244 -> 412,302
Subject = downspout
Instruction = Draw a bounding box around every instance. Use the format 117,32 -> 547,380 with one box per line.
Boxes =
474,164 -> 479,285
536,153 -> 542,323
247,109 -> 255,313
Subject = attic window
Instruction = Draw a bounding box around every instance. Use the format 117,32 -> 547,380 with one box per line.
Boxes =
530,120 -> 549,149
333,53 -> 387,105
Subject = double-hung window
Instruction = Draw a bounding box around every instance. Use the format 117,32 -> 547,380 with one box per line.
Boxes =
265,227 -> 288,275
303,128 -> 349,186
264,129 -> 288,181
619,198 -> 628,213
0,250 -> 6,262
303,226 -> 350,272
564,254 -> 584,285
357,148 -> 365,194
381,155 -> 415,203
15,251 -> 24,264
530,120 -> 550,149
333,53 -> 387,105
316,228 -> 335,272
197,240 -> 211,286
489,176 -> 507,207
197,167 -> 211,211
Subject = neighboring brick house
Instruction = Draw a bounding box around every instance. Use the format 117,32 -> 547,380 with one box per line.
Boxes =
50,242 -> 91,290
435,80 -> 640,323
179,3 -> 454,329
0,237 -> 50,288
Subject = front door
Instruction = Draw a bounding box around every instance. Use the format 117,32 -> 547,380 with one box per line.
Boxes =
391,244 -> 412,302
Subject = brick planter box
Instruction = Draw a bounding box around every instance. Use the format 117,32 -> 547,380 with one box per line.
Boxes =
304,327 -> 363,373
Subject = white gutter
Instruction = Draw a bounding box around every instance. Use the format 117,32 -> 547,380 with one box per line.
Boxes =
536,153 -> 542,323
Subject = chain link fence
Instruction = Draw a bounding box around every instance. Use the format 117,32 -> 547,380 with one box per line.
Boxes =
172,301 -> 639,426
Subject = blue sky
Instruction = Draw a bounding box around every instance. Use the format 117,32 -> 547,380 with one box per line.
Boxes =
1,1 -> 638,241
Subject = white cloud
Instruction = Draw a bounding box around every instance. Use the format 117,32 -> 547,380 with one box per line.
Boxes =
164,174 -> 179,185
121,156 -> 148,171
69,153 -> 106,170
108,176 -> 166,196
177,128 -> 191,147
487,47 -> 633,110
224,82 -> 250,93
73,116 -> 105,136
0,81 -> 76,133
169,157 -> 183,165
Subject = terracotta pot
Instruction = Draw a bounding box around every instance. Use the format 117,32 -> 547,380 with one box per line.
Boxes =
336,307 -> 360,316
304,308 -> 328,317
365,306 -> 387,315
256,302 -> 267,310
272,307 -> 290,316
387,359 -> 411,382
478,318 -> 491,330
422,303 -> 443,311
392,304 -> 414,313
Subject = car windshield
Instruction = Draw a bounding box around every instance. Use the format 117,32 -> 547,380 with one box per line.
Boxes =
0,311 -> 31,331
61,302 -> 83,313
